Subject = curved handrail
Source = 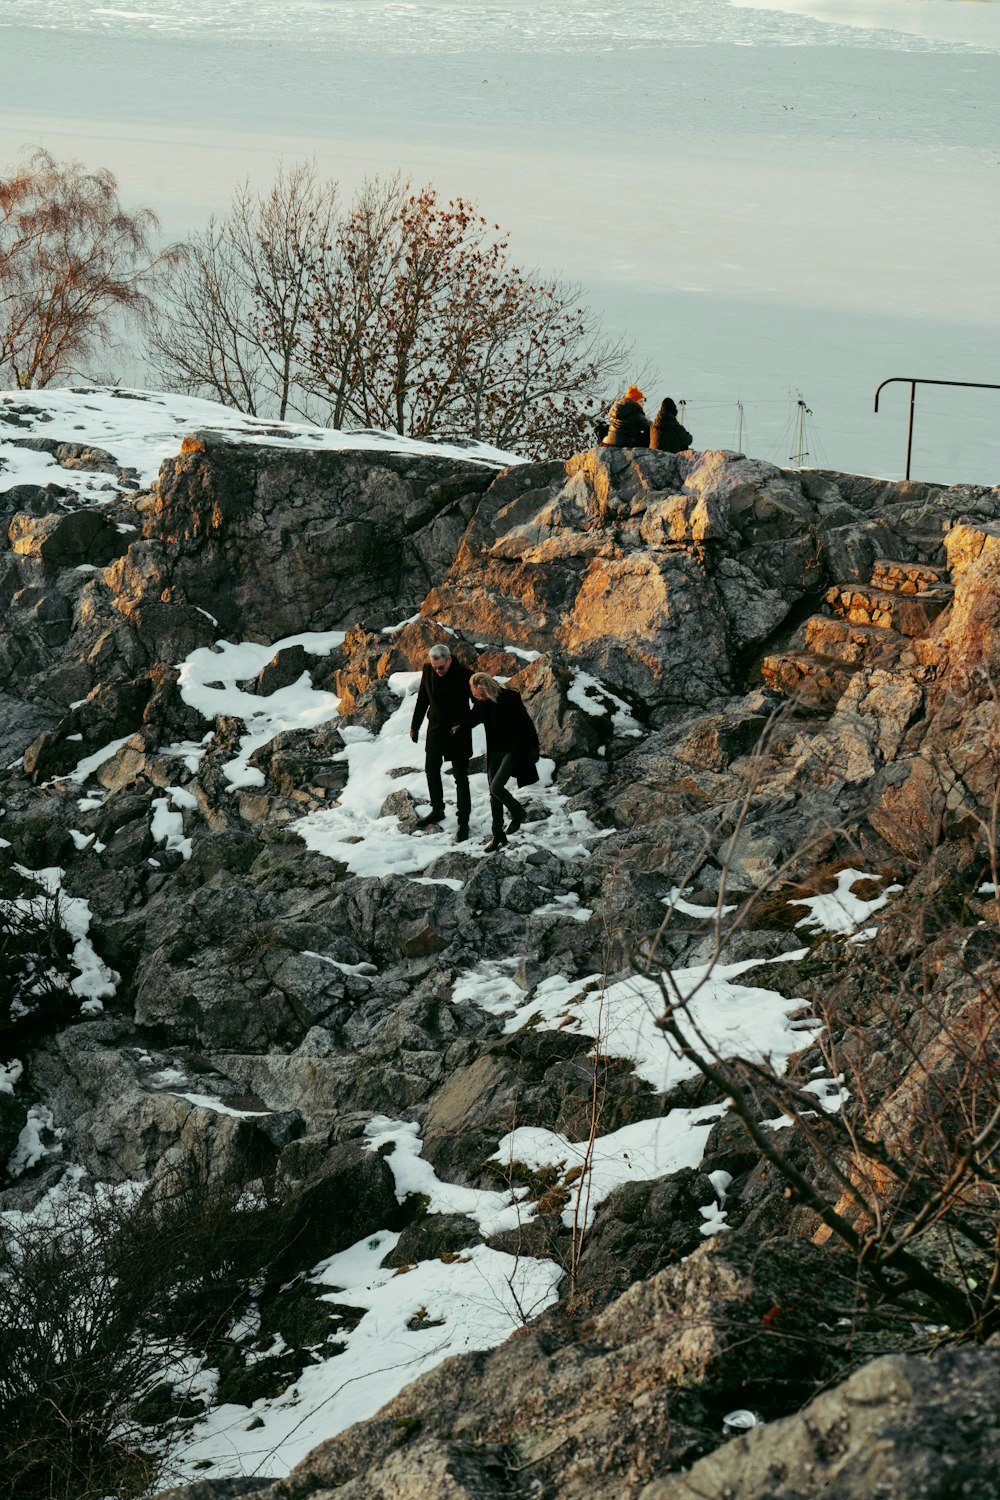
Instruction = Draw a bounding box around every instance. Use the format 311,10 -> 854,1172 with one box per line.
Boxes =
873,376 -> 1000,479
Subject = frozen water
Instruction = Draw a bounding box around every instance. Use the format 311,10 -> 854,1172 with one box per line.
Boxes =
8,0 -> 1000,52
1,2 -> 997,482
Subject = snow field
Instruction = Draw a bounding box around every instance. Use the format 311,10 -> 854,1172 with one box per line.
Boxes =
169,1232 -> 561,1480
176,631 -> 347,789
294,670 -> 601,876
0,387 -> 517,507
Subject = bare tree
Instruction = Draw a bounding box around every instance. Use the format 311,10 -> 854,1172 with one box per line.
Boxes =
151,160 -> 336,420
0,147 -> 175,389
151,164 -> 629,455
302,178 -> 629,457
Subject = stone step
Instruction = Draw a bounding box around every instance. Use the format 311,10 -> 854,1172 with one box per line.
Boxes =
870,558 -> 950,594
760,650 -> 862,711
804,615 -> 906,666
825,582 -> 952,637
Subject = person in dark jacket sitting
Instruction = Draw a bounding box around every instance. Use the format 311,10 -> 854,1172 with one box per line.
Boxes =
650,397 -> 692,453
409,643 -> 473,841
601,385 -> 650,448
456,672 -> 540,853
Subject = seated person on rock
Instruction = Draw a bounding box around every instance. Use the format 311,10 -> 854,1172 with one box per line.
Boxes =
601,385 -> 651,448
409,643 -> 473,842
650,396 -> 692,453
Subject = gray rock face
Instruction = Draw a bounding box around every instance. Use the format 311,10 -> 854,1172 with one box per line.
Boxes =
145,432 -> 496,639
4,423 -> 1000,1500
640,1347 -> 1000,1500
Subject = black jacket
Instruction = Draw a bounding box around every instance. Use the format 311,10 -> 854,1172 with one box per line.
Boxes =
467,688 -> 540,786
411,658 -> 473,760
602,398 -> 650,449
650,399 -> 692,453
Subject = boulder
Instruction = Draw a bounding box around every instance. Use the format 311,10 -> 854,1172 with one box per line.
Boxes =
8,508 -> 127,570
640,1347 -> 1000,1500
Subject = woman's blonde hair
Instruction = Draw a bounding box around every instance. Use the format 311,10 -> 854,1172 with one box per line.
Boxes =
470,671 -> 501,702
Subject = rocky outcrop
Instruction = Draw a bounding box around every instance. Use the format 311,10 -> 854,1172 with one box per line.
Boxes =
3,410 -> 1000,1500
148,1272 -> 1000,1500
642,1346 -> 1000,1500
144,432 -> 495,639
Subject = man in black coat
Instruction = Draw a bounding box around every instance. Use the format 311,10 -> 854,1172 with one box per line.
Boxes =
409,644 -> 473,840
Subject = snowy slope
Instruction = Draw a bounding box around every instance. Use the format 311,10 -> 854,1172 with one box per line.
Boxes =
0,386 -> 520,506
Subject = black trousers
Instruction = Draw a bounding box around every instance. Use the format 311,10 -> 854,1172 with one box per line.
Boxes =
487,749 -> 521,834
425,741 -> 471,825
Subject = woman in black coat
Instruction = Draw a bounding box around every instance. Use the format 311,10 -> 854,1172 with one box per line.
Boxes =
457,672 -> 540,852
650,397 -> 692,453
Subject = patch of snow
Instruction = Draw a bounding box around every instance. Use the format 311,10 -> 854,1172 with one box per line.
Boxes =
161,739 -> 209,773
664,886 -> 738,920
708,1169 -> 733,1200
151,793 -> 193,860
0,1059 -> 24,1095
364,1117 -> 528,1238
7,1105 -> 64,1179
765,1071 -> 849,1130
567,670 -> 643,736
532,891 -> 592,922
452,959 -> 525,1016
169,1092 -> 272,1119
381,613 -> 422,635
296,670 -> 602,877
495,1107 -> 724,1230
176,630 -> 346,788
169,1227 -> 560,1481
790,868 -> 902,934
61,732 -> 133,785
10,865 -> 119,1013
148,1066 -> 190,1088
453,953 -> 816,1095
301,951 -> 378,977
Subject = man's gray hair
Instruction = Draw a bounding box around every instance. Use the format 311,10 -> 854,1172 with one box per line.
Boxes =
428,644 -> 452,661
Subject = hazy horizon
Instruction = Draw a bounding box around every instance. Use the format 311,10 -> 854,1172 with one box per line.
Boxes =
3,0 -> 998,481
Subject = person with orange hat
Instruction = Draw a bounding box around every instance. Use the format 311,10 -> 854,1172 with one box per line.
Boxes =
601,385 -> 651,448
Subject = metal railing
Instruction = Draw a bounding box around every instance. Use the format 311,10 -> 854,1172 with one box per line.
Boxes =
874,377 -> 1000,481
